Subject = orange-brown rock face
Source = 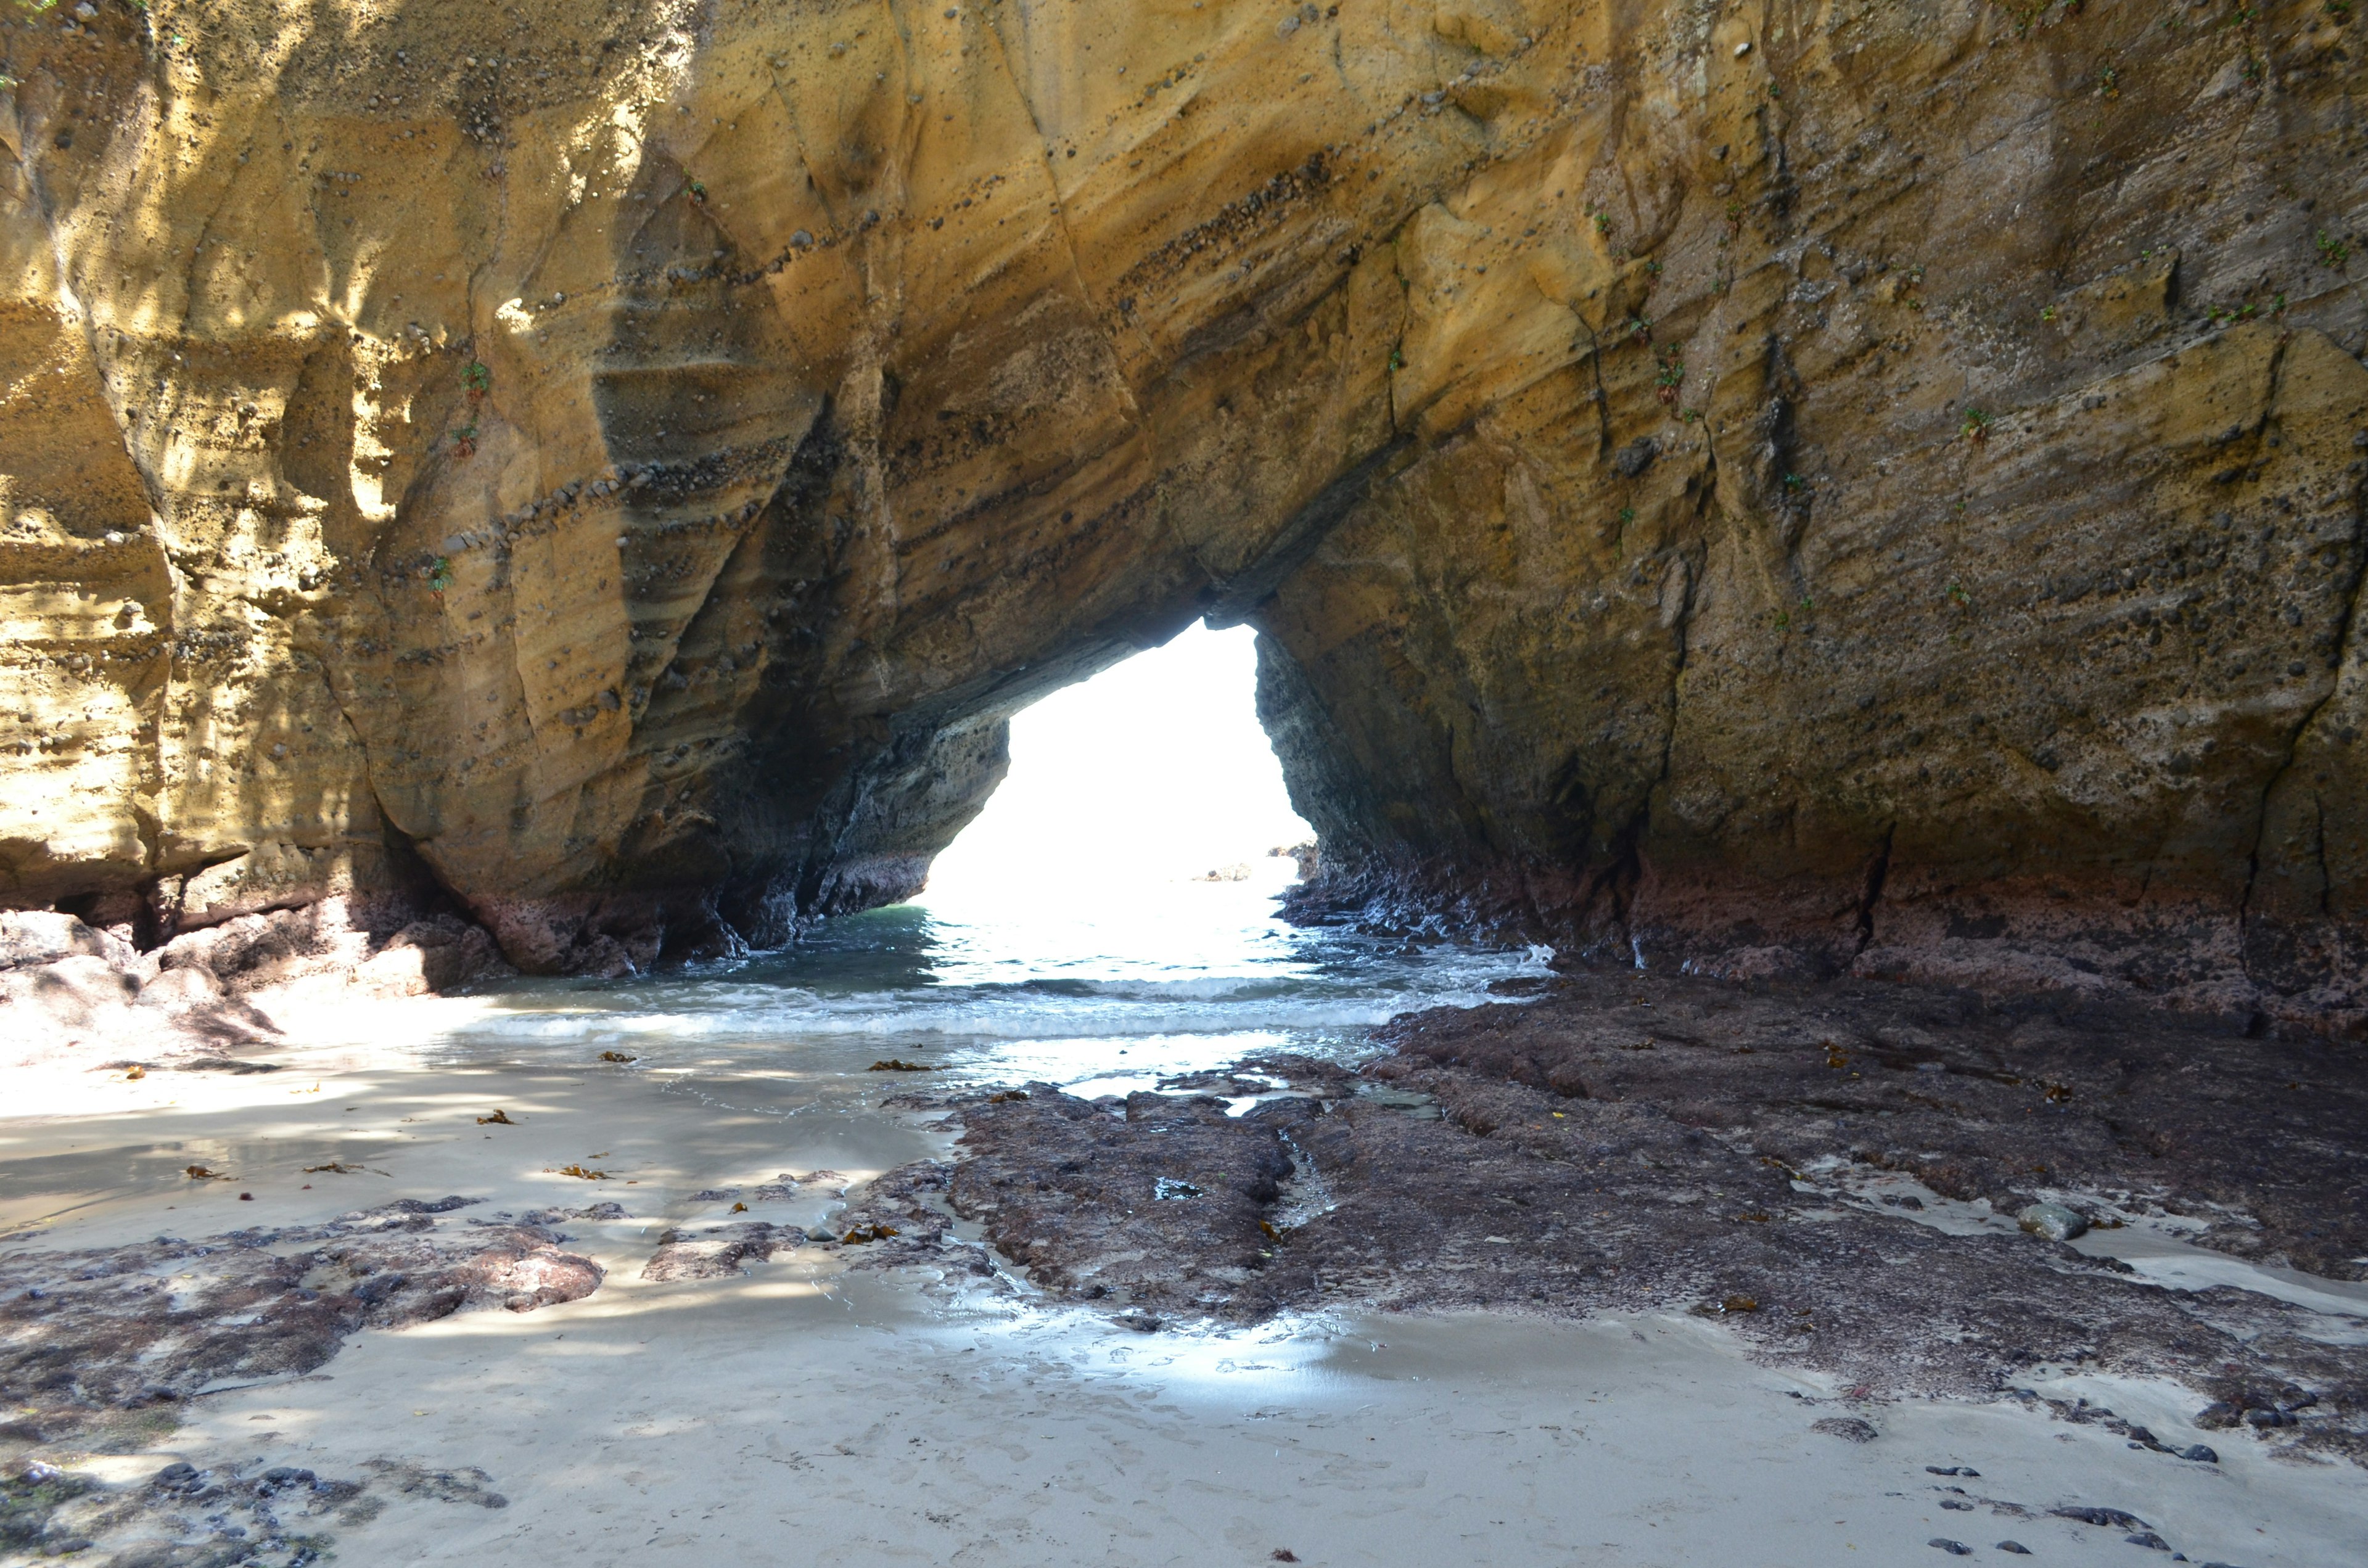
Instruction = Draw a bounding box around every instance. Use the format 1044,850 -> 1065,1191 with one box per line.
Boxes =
0,2 -> 2362,1022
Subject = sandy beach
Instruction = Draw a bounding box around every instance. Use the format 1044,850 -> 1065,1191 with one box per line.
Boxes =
4,984 -> 2363,1567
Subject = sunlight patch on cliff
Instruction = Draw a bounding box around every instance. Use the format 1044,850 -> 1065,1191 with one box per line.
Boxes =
921,622 -> 1312,900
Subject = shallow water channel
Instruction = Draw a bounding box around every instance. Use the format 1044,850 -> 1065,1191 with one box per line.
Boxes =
3,865 -> 2362,1566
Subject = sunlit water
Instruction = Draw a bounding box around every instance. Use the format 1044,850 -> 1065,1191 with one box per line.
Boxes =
411,859 -> 1545,1107
0,858 -> 1544,1280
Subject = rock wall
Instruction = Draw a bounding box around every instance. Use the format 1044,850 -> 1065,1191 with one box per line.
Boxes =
0,1 -> 2362,1024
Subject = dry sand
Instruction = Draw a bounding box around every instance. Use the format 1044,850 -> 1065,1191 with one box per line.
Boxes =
4,1024 -> 2362,1567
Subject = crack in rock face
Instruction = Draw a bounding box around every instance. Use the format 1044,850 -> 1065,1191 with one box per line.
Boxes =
0,1 -> 2360,1033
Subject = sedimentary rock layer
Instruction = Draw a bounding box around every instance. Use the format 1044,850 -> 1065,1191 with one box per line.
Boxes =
0,2 -> 2362,1019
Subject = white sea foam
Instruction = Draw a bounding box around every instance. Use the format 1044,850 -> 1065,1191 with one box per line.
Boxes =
413,868 -> 1545,1065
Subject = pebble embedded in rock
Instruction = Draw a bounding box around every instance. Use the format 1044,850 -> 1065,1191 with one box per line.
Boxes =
2017,1202 -> 2089,1241
1612,436 -> 1658,477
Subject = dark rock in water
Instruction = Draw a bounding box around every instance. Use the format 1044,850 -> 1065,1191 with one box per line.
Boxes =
1929,1541 -> 1973,1556
1997,1544 -> 2031,1556
2016,1202 -> 2090,1242
2124,1533 -> 2172,1551
2181,1445 -> 2218,1464
2194,1402 -> 2241,1429
1926,1466 -> 1981,1477
1812,1418 -> 1879,1443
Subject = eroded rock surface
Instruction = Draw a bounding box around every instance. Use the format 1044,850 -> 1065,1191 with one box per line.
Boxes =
948,1088 -> 1309,1320
0,905 -> 508,1065
928,973 -> 2368,1466
639,1220 -> 804,1281
0,1198 -> 601,1447
0,2 -> 2362,1027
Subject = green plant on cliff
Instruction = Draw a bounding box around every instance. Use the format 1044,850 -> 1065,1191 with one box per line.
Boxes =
1655,347 -> 1685,404
2318,229 -> 2353,269
1960,408 -> 1993,442
448,422 -> 479,459
427,556 -> 453,594
462,360 -> 491,399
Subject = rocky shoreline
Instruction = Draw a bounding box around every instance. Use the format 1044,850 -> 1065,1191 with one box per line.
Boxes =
3,965 -> 2364,1561
0,906 -> 507,1072
850,970 -> 2368,1467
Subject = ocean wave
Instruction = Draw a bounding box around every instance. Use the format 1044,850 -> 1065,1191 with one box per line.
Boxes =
452,983 -> 1515,1046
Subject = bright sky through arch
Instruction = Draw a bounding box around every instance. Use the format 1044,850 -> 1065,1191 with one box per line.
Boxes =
918,622 -> 1314,900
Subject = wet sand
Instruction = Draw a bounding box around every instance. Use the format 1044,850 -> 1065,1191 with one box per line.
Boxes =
5,1024 -> 2364,1567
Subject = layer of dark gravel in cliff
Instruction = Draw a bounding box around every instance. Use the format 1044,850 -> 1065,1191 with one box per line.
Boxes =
876,971 -> 2368,1467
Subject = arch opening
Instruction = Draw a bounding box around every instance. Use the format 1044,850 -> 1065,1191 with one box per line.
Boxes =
916,622 -> 1314,940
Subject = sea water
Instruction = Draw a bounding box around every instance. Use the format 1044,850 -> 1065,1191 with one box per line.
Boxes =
411,858 -> 1545,1112
6,865 -> 2363,1567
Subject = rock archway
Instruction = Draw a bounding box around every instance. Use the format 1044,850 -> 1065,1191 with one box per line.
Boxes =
1,0 -> 2362,1027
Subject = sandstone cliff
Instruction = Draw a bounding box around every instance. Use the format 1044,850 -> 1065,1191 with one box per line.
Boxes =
0,1 -> 2362,1027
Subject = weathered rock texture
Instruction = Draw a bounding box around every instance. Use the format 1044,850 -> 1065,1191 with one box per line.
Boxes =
913,973 -> 2368,1467
1,2 -> 2364,1018
0,1197 -> 601,1445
